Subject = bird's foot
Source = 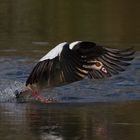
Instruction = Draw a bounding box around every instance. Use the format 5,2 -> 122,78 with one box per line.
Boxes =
32,91 -> 56,103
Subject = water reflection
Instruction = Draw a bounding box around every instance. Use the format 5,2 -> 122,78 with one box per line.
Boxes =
1,102 -> 140,140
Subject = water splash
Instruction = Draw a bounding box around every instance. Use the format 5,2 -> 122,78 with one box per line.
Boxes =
0,80 -> 25,102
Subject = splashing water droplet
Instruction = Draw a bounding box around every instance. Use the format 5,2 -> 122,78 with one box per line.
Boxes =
0,80 -> 25,102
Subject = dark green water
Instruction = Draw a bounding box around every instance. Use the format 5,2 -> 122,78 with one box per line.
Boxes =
0,0 -> 140,140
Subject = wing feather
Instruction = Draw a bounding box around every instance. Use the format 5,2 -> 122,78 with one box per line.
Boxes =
88,46 -> 135,79
26,41 -> 135,88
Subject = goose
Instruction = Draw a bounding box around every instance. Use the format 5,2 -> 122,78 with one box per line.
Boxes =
18,41 -> 135,103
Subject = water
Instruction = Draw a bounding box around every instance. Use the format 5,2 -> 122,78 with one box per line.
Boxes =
0,53 -> 140,103
0,102 -> 140,140
0,0 -> 140,140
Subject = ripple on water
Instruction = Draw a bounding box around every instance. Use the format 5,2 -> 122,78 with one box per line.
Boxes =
0,52 -> 140,103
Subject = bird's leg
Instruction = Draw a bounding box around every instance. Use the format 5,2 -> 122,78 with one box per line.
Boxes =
31,90 -> 55,103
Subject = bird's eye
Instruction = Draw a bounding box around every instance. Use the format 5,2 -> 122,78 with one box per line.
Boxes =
95,62 -> 101,67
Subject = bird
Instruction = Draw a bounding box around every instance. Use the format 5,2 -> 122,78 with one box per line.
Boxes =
18,41 -> 135,103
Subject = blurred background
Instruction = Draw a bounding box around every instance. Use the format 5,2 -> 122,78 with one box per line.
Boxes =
0,0 -> 140,54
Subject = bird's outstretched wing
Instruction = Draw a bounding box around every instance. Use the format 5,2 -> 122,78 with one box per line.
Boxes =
87,46 -> 135,79
26,41 -> 135,89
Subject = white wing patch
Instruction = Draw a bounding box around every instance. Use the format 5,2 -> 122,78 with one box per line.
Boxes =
69,41 -> 81,50
39,42 -> 67,61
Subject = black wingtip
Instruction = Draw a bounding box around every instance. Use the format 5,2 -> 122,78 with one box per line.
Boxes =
104,46 -> 135,59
